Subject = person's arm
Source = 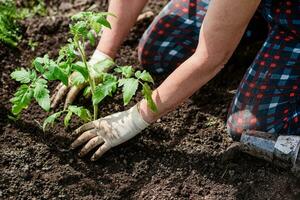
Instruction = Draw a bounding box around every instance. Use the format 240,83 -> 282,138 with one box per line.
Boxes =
139,0 -> 261,123
71,0 -> 261,160
97,0 -> 148,58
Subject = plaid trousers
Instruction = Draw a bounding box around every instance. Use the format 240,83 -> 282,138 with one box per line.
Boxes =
138,0 -> 300,140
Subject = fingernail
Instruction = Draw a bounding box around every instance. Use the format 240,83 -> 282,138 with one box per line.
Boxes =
91,156 -> 95,161
78,153 -> 82,157
70,144 -> 74,149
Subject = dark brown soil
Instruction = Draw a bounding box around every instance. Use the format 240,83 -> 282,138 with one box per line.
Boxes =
1,1 -> 299,199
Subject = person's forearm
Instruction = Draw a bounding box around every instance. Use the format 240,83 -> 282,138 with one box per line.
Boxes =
139,54 -> 222,123
97,0 -> 148,58
139,0 -> 261,123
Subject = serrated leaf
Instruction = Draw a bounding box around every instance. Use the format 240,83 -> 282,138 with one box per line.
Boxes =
103,73 -> 117,82
92,15 -> 111,28
72,62 -> 89,80
87,31 -> 96,46
121,78 -> 139,105
118,78 -> 126,87
10,84 -> 33,115
135,70 -> 154,83
68,105 -> 92,122
11,68 -> 32,83
32,57 -> 45,73
115,66 -> 134,78
53,66 -> 68,86
142,83 -> 158,112
64,111 -> 73,127
40,56 -> 56,80
43,111 -> 62,131
33,78 -> 50,111
93,77 -> 118,105
71,21 -> 89,37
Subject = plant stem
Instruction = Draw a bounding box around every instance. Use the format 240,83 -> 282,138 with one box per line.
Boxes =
75,38 -> 98,120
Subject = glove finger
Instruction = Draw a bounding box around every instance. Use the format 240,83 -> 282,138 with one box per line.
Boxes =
64,86 -> 82,110
78,136 -> 104,157
51,83 -> 63,101
70,129 -> 97,149
51,83 -> 69,108
91,142 -> 111,161
72,121 -> 96,137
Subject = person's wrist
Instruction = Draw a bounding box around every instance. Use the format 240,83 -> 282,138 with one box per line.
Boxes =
90,49 -> 112,64
96,45 -> 117,60
138,99 -> 159,124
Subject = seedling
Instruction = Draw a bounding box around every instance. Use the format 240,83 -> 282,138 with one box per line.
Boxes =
10,11 -> 157,130
0,0 -> 46,47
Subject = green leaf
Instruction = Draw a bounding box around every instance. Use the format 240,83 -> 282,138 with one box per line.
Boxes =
93,77 -> 118,105
142,83 -> 158,112
118,78 -> 127,87
91,21 -> 101,34
11,68 -> 33,83
33,78 -> 50,111
64,110 -> 73,127
32,57 -> 45,73
58,43 -> 76,62
70,21 -> 89,37
39,55 -> 56,80
71,12 -> 85,20
92,15 -> 111,29
87,30 -> 95,46
120,78 -> 139,105
68,105 -> 92,122
135,70 -> 154,83
10,84 -> 33,115
72,62 -> 89,80
115,66 -> 134,78
83,86 -> 91,97
53,66 -> 68,86
43,111 -> 62,131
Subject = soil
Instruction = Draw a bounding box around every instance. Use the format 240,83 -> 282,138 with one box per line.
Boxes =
1,0 -> 300,199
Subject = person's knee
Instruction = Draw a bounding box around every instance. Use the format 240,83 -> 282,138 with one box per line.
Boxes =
226,110 -> 259,141
138,31 -> 178,75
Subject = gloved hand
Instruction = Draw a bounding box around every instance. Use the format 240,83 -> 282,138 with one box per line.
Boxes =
51,50 -> 112,109
70,104 -> 149,161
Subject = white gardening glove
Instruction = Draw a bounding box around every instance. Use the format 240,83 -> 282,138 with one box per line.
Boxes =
70,104 -> 149,161
51,50 -> 112,109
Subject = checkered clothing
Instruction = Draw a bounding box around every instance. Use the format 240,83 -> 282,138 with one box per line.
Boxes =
228,0 -> 300,140
138,0 -> 300,140
138,0 -> 210,74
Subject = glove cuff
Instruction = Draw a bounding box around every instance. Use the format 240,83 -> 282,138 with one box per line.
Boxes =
129,104 -> 150,131
89,49 -> 112,66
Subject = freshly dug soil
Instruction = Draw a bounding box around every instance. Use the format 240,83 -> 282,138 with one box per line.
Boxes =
1,1 -> 299,199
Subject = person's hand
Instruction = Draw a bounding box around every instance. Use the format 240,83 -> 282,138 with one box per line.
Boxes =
70,104 -> 149,161
51,50 -> 112,109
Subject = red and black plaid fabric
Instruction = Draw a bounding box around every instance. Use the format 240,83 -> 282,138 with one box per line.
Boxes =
138,0 -> 209,75
138,0 -> 300,140
228,0 -> 300,140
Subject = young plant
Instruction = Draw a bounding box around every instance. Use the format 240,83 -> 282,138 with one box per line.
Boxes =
0,0 -> 21,46
10,11 -> 157,131
0,0 -> 46,47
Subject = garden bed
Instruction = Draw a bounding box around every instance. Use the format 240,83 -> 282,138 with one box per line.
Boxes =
0,0 -> 299,199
